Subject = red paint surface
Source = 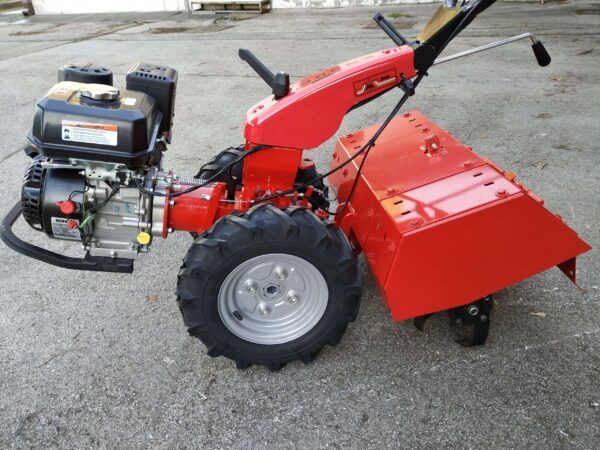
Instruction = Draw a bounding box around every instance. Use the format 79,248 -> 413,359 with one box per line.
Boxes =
244,46 -> 416,149
329,111 -> 591,320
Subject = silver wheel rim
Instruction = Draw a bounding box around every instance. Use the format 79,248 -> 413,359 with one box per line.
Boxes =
218,253 -> 329,345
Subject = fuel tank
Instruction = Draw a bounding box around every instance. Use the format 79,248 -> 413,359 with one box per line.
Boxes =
328,111 -> 591,321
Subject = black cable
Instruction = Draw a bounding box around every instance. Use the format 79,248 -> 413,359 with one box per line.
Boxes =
135,144 -> 269,199
68,185 -> 89,201
137,74 -> 421,209
89,184 -> 119,214
252,74 -> 425,213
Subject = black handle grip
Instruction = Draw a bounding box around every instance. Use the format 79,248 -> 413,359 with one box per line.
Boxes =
239,48 -> 290,100
531,41 -> 551,67
372,12 -> 408,46
239,48 -> 275,87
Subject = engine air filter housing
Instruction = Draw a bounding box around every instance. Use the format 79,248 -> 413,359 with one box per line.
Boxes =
126,63 -> 177,143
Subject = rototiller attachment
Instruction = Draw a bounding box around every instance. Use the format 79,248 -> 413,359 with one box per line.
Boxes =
1,0 -> 590,370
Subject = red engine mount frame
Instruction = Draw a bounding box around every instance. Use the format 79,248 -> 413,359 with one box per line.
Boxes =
166,43 -> 419,231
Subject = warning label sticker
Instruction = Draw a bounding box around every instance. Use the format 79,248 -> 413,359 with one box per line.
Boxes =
61,121 -> 118,147
51,217 -> 80,240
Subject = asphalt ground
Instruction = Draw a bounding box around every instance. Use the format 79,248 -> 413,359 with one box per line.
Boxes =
0,1 -> 598,448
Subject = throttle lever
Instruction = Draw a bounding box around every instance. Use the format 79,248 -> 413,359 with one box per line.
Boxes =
372,12 -> 409,46
239,49 -> 290,100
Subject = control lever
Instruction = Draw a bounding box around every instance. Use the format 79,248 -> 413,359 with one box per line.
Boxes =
372,12 -> 409,46
433,32 -> 551,68
239,49 -> 290,100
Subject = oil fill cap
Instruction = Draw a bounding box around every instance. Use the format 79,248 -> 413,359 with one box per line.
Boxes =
136,232 -> 151,245
78,84 -> 120,101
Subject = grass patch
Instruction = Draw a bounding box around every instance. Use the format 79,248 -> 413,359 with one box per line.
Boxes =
0,0 -> 20,11
388,12 -> 413,19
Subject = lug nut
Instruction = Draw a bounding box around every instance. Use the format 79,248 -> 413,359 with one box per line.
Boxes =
258,303 -> 270,317
275,267 -> 288,280
467,305 -> 479,316
245,280 -> 257,293
288,294 -> 299,304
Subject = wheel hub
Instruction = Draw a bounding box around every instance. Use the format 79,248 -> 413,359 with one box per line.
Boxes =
218,253 -> 329,345
263,283 -> 281,298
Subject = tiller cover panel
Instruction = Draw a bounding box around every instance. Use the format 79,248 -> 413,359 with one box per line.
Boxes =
329,111 -> 591,321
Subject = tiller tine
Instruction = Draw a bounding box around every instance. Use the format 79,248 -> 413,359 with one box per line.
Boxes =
413,314 -> 433,332
447,295 -> 493,347
413,295 -> 493,346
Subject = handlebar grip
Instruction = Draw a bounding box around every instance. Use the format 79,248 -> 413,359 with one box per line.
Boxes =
531,41 -> 551,67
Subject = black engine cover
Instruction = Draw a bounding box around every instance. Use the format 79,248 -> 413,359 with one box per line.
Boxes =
28,82 -> 162,168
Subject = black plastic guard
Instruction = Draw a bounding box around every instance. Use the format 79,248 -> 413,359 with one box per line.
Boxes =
1,202 -> 134,274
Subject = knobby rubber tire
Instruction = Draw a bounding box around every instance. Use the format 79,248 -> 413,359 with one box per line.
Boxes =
176,204 -> 362,371
194,145 -> 244,184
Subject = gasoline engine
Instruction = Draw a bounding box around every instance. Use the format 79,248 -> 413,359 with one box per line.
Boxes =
21,63 -> 178,261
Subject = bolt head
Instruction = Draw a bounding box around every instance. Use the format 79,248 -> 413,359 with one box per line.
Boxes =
258,303 -> 270,316
496,188 -> 508,197
288,295 -> 299,304
245,280 -> 257,293
467,305 -> 479,316
275,267 -> 288,280
480,314 -> 488,323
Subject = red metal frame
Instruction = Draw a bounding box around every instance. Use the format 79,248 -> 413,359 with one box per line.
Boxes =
244,45 -> 416,150
164,46 -> 590,321
166,44 -> 418,227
